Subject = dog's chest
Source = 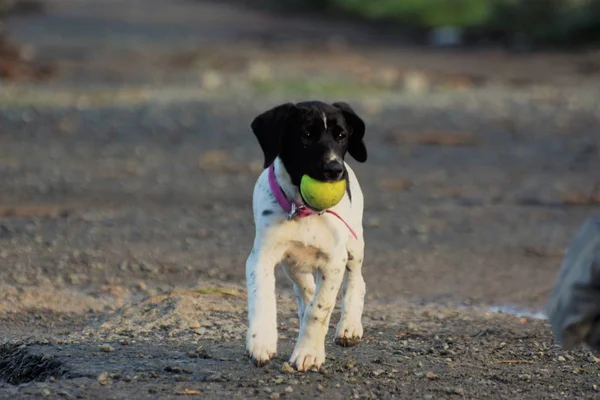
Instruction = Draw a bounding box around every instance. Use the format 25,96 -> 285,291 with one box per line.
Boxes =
272,215 -> 345,271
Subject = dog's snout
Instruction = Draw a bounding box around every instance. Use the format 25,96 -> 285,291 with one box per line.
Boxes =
323,160 -> 344,181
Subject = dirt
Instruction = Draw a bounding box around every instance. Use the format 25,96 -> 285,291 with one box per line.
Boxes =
0,0 -> 600,399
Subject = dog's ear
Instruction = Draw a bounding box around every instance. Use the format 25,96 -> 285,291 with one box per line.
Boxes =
251,103 -> 298,168
333,101 -> 367,163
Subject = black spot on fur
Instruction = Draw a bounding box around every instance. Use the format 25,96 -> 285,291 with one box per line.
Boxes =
316,250 -> 328,260
261,209 -> 274,216
348,253 -> 354,261
252,334 -> 256,338
317,304 -> 323,309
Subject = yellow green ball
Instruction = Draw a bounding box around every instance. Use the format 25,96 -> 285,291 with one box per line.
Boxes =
300,175 -> 346,211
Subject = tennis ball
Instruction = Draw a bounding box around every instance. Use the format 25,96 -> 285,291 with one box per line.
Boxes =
300,175 -> 346,211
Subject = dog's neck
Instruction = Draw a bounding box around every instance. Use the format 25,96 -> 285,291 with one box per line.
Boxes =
273,157 -> 303,205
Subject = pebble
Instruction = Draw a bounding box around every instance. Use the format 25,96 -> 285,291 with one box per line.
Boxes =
97,372 -> 110,385
518,373 -> 531,382
425,371 -> 438,380
270,394 -> 280,400
557,356 -> 566,362
284,386 -> 293,394
281,362 -> 294,373
450,387 -> 465,395
99,344 -> 115,352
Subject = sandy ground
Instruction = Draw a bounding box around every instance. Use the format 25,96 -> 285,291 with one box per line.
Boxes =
1,0 -> 600,398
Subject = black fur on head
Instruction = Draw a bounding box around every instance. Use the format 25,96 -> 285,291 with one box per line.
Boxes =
250,100 -> 367,186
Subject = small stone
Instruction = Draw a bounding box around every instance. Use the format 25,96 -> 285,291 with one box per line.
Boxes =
593,384 -> 598,391
281,363 -> 294,374
425,371 -> 438,380
557,356 -> 566,362
99,344 -> 114,352
518,374 -> 531,382
270,394 -> 280,400
41,389 -> 51,397
451,387 -> 464,395
284,386 -> 293,394
97,372 -> 110,385
373,370 -> 385,377
317,384 -> 324,392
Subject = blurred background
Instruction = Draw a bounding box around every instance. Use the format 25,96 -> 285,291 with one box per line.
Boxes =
0,0 -> 599,318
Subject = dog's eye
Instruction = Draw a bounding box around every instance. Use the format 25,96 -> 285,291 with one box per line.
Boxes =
334,129 -> 347,140
302,126 -> 318,140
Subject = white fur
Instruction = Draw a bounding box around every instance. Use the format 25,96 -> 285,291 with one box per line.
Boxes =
245,157 -> 366,371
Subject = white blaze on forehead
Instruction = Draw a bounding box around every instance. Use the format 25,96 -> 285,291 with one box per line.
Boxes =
322,112 -> 327,129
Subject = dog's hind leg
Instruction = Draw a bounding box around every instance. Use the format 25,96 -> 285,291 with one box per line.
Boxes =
335,237 -> 365,347
283,265 -> 316,321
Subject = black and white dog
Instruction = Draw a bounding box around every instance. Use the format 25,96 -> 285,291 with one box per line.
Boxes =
245,101 -> 367,371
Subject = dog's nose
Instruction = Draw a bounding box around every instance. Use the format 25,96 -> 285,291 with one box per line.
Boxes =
323,160 -> 344,181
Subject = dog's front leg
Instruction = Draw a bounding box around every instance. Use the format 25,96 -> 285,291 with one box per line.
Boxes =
290,252 -> 346,371
335,237 -> 365,347
246,245 -> 282,366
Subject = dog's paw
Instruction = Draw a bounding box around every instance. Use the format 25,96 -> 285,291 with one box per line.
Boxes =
334,319 -> 363,347
246,329 -> 277,367
289,343 -> 325,372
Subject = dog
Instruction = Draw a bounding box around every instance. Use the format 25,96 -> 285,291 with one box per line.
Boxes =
245,100 -> 367,371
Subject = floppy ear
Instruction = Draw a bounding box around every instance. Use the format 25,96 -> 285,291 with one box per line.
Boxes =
333,101 -> 367,162
250,103 -> 297,168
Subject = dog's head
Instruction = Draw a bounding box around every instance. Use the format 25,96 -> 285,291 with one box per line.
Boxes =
251,101 -> 367,186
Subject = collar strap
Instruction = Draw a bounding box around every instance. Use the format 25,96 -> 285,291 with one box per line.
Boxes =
268,163 -> 357,239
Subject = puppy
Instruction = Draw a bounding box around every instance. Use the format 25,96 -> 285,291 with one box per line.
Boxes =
245,100 -> 367,371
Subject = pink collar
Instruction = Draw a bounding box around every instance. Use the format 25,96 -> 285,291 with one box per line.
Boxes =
268,163 -> 357,239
